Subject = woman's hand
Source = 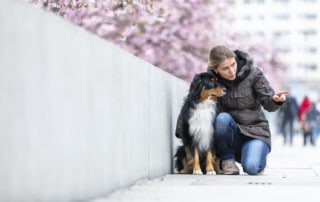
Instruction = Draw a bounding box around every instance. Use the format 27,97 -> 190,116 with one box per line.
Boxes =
272,91 -> 288,102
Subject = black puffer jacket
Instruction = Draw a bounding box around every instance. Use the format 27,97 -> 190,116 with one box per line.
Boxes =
214,50 -> 281,149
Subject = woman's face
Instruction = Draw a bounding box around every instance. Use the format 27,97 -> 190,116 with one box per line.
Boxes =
215,57 -> 237,81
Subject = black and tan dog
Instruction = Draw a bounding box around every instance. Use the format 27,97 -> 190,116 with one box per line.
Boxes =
174,72 -> 225,175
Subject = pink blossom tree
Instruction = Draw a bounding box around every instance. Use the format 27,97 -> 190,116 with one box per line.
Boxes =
30,0 -> 285,86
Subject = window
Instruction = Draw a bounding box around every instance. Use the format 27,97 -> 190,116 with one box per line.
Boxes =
273,31 -> 290,38
273,0 -> 289,3
299,14 -> 317,20
306,47 -> 317,54
244,0 -> 265,4
301,29 -> 317,37
300,0 -> 317,2
274,14 -> 290,20
298,63 -> 318,71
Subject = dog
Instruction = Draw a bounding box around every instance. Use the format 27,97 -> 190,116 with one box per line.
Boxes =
174,72 -> 225,175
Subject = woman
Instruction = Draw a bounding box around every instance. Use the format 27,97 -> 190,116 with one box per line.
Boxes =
208,45 -> 287,175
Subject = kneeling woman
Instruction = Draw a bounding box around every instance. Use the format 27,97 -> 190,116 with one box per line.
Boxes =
208,45 -> 287,175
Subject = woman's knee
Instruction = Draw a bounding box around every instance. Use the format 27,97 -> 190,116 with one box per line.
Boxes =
241,139 -> 269,175
242,161 -> 264,175
215,112 -> 233,131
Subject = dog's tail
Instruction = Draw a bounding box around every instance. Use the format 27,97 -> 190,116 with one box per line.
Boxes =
174,145 -> 186,173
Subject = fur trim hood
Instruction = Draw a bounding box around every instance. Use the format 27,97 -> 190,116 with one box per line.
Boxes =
234,50 -> 254,79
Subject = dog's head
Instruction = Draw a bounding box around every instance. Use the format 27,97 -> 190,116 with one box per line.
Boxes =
188,72 -> 226,102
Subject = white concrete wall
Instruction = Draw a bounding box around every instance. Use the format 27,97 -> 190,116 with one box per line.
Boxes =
0,0 -> 188,201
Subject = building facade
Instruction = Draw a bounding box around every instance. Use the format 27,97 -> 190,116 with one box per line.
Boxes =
229,0 -> 320,102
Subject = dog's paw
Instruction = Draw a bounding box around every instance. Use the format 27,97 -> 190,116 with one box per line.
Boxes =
206,171 -> 214,175
193,170 -> 203,175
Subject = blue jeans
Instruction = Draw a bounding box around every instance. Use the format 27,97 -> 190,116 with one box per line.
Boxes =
214,112 -> 270,175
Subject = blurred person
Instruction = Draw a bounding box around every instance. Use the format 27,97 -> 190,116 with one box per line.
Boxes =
278,93 -> 298,145
298,96 -> 312,146
298,96 -> 311,122
303,102 -> 320,146
207,45 -> 287,175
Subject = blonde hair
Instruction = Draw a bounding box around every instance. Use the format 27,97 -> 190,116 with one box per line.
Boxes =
207,45 -> 236,71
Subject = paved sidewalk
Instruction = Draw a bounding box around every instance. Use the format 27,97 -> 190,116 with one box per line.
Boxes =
91,136 -> 320,202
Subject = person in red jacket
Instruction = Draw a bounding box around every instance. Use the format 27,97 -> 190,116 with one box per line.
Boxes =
298,96 -> 311,122
298,96 -> 312,146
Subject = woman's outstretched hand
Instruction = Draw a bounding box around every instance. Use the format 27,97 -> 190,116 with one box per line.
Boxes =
272,90 -> 288,102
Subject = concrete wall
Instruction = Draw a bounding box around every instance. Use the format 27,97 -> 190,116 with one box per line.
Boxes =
0,0 -> 188,201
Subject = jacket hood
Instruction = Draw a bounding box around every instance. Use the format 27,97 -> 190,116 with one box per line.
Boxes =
234,50 -> 253,79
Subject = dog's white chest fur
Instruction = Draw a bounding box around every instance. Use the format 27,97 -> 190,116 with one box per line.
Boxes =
188,100 -> 217,152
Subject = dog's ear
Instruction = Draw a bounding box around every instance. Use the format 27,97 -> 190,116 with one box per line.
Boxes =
207,70 -> 219,80
188,74 -> 203,101
189,74 -> 201,91
191,73 -> 201,83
